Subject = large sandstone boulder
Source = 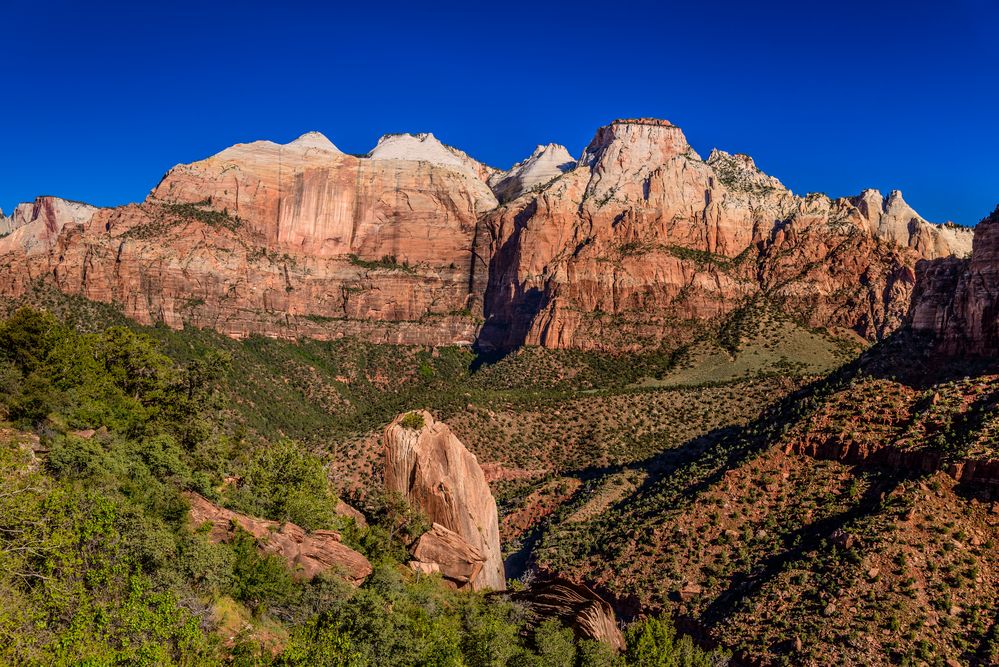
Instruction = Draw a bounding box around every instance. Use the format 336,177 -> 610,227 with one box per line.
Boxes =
408,522 -> 487,588
383,410 -> 504,591
185,492 -> 372,585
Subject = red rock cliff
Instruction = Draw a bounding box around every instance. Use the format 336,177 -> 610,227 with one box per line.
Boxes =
0,121 -> 972,351
476,120 -> 971,351
0,132 -> 494,345
910,205 -> 999,355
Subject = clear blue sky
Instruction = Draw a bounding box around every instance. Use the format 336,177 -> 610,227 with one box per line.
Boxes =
2,0 -> 997,225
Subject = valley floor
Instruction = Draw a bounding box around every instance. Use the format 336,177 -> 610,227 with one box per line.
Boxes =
1,289 -> 997,665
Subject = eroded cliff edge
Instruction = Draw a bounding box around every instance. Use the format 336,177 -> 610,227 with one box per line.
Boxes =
0,120 -> 974,351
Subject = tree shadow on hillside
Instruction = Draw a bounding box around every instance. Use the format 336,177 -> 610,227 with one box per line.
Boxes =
697,469 -> 908,629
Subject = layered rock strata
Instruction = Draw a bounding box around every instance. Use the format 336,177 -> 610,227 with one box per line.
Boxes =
0,120 -> 974,351
476,119 -> 973,351
910,206 -> 999,355
507,577 -> 626,651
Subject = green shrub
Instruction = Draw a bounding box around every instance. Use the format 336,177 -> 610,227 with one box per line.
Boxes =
400,411 -> 425,430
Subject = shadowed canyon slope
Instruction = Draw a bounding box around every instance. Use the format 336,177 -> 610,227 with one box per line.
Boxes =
0,119 -> 974,351
911,205 -> 999,356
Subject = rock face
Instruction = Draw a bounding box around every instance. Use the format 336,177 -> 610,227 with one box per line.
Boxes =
185,491 -> 372,584
910,205 -> 999,355
476,119 -> 972,351
0,120 -> 974,351
0,197 -> 98,249
0,132 -> 491,345
489,144 -> 576,202
383,410 -> 504,591
851,189 -> 973,260
408,522 -> 487,587
507,577 -> 625,651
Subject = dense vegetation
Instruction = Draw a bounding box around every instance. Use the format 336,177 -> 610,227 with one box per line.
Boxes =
11,288 -> 991,665
0,307 -> 728,665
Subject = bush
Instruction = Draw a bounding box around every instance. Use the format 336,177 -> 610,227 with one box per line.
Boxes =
230,529 -> 297,615
226,439 -> 340,531
400,411 -> 425,430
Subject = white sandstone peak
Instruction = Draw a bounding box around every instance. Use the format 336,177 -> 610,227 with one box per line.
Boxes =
368,132 -> 494,183
488,143 -> 576,202
287,131 -> 341,153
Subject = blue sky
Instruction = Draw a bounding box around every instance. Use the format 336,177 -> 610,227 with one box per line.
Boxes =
2,0 -> 997,225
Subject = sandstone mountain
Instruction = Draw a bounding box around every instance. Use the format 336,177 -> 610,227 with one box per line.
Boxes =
0,132 -> 491,344
0,119 -> 974,351
383,410 -> 504,591
368,132 -> 499,185
477,119 -> 973,350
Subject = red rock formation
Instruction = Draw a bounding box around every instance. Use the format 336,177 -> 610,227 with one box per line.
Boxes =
408,522 -> 487,588
911,205 -> 999,355
0,131 -> 493,345
477,119 -> 971,351
0,121 -> 973,352
185,491 -> 372,584
507,577 -> 626,651
383,410 -> 504,591
489,144 -> 576,203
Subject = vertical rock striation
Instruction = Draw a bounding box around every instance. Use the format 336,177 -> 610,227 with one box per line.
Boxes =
476,119 -> 973,351
0,120 -> 975,351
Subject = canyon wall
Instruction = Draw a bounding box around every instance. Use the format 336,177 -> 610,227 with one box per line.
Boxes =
910,206 -> 999,356
0,120 -> 974,350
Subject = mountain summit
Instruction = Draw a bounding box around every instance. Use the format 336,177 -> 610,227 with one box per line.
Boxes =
0,118 -> 976,352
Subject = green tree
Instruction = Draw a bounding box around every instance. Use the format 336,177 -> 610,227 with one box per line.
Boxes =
227,439 -> 338,531
534,619 -> 577,667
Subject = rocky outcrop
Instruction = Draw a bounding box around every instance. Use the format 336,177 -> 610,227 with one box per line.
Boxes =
383,410 -> 504,591
408,522 -> 487,588
489,144 -> 575,202
851,189 -> 973,260
335,498 -> 368,529
788,433 -> 999,495
506,577 -> 625,651
0,210 -> 12,237
911,205 -> 999,356
0,197 -> 98,251
185,492 -> 372,584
